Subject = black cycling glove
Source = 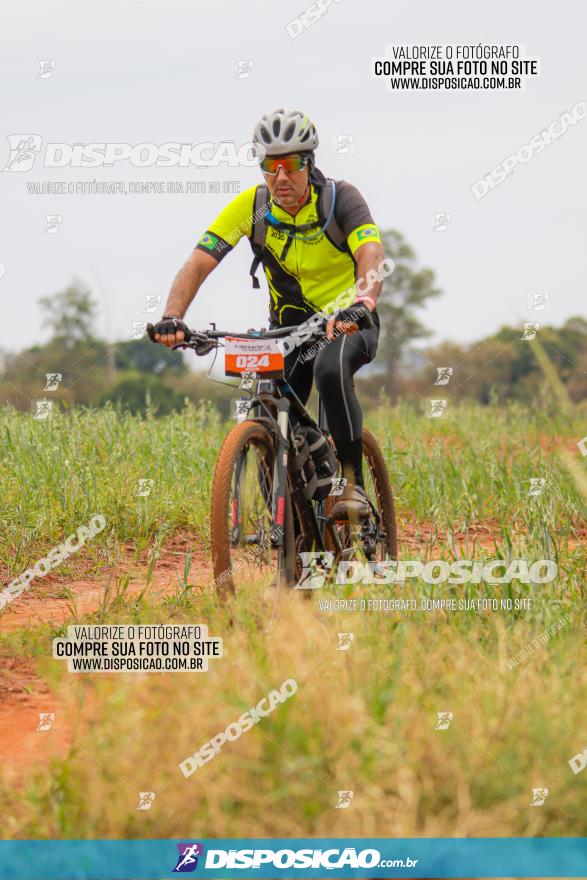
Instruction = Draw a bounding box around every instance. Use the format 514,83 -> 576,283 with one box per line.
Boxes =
147,316 -> 189,343
333,302 -> 374,329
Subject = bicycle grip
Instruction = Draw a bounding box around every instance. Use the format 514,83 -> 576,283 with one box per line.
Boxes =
359,308 -> 375,329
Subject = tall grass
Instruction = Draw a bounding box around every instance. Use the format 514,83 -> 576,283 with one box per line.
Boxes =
0,399 -> 584,573
0,401 -> 221,578
0,585 -> 585,839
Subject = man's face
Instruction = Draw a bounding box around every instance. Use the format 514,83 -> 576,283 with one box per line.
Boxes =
262,153 -> 310,209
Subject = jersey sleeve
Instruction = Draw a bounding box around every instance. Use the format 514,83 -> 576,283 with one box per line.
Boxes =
195,185 -> 257,262
334,180 -> 382,255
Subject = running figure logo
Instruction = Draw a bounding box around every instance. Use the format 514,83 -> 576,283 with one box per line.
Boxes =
37,60 -> 56,79
432,212 -> 451,232
236,60 -> 254,79
144,295 -> 161,313
137,791 -> 156,810
37,713 -> 55,731
294,551 -> 334,590
434,367 -> 453,386
173,843 -> 204,872
530,788 -> 549,806
427,399 -> 447,418
43,215 -> 63,235
336,633 -> 354,651
131,321 -> 148,339
435,711 -> 454,730
32,399 -> 53,420
2,135 -> 42,171
522,322 -> 539,340
44,373 -> 62,391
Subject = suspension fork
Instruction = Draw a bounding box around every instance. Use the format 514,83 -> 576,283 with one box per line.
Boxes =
316,396 -> 329,544
271,397 -> 290,552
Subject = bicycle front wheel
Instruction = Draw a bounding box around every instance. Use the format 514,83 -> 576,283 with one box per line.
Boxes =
210,420 -> 295,597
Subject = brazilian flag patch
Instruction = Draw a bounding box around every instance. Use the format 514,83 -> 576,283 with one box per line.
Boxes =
198,232 -> 218,250
356,225 -> 378,242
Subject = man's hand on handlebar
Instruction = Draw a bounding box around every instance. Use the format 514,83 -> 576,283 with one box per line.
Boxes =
144,307 -> 373,351
147,315 -> 190,347
325,300 -> 374,341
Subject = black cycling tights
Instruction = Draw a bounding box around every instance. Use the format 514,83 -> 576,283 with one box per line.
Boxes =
282,313 -> 380,488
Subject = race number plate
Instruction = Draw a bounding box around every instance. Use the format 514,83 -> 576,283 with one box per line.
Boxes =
224,337 -> 284,378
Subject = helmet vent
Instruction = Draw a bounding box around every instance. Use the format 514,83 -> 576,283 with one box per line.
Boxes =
253,108 -> 319,155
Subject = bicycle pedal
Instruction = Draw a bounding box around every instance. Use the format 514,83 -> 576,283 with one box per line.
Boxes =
332,513 -> 364,524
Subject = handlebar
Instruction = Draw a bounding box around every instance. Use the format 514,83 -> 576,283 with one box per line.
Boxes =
173,321 -> 328,356
146,305 -> 374,357
188,324 -> 308,341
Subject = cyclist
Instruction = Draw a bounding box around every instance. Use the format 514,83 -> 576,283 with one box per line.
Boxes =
149,108 -> 386,519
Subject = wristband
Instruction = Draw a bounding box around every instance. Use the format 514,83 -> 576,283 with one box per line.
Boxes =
355,295 -> 376,311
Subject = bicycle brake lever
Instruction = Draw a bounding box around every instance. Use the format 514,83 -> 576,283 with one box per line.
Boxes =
171,337 -> 216,356
194,340 -> 217,356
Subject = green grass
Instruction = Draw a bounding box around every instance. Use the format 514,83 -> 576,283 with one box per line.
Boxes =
0,401 -> 222,577
0,398 -> 584,571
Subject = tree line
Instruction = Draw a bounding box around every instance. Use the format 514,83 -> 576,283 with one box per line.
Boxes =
1,230 -> 585,416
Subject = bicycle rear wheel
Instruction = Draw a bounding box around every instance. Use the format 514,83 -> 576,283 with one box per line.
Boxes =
361,428 -> 397,560
210,420 -> 295,596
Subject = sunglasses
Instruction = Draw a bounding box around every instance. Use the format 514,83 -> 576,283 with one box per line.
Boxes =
259,155 -> 309,176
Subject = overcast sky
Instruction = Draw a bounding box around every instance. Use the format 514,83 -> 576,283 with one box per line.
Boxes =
1,0 -> 585,356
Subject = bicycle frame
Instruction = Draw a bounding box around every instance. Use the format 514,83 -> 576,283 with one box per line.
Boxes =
245,374 -> 348,580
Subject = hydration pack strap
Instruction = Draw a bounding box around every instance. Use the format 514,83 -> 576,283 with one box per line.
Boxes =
248,179 -> 346,288
249,185 -> 271,289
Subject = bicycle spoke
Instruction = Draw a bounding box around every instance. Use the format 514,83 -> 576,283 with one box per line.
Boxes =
224,441 -> 279,588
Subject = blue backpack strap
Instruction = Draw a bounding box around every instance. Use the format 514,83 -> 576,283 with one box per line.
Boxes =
248,180 -> 346,288
319,179 -> 347,251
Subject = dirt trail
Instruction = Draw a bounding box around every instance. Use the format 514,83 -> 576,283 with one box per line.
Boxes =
0,532 -> 215,634
401,516 -> 507,551
0,657 -> 71,772
0,533 -> 215,772
402,515 -> 585,552
2,517 -> 579,635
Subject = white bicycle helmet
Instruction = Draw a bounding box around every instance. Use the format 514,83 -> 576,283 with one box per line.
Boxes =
252,108 -> 319,158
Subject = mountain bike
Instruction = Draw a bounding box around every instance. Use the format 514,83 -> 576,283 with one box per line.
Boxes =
160,316 -> 397,596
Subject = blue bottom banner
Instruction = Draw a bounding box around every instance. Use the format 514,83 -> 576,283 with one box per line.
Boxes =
0,837 -> 586,879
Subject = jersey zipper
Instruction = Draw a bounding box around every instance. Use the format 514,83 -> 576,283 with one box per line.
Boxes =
278,186 -> 313,270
